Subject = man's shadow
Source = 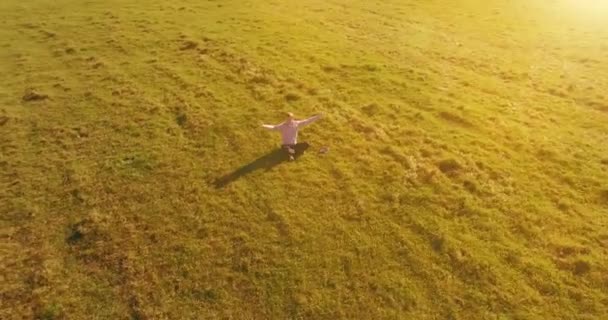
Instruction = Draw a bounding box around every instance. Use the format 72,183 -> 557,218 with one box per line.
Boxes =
213,142 -> 310,188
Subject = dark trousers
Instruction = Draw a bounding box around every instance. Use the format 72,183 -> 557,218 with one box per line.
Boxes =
281,142 -> 309,159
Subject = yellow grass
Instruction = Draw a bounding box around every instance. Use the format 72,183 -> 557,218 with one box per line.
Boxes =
1,0 -> 608,319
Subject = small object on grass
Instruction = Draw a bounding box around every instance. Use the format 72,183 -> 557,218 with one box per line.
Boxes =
22,89 -> 49,102
319,146 -> 329,154
180,40 -> 198,50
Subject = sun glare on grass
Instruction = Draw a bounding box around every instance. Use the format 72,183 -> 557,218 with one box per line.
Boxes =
564,0 -> 608,20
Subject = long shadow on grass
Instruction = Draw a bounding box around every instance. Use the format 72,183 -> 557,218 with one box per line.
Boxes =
213,143 -> 310,188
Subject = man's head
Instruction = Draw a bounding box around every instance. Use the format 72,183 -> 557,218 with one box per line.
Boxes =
286,112 -> 295,121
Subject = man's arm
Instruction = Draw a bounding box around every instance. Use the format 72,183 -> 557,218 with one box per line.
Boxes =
262,124 -> 279,130
296,114 -> 322,127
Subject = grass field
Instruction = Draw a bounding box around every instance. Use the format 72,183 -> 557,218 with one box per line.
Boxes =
1,0 -> 608,319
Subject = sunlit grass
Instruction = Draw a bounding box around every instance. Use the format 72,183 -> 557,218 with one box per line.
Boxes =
561,0 -> 608,23
1,0 -> 607,319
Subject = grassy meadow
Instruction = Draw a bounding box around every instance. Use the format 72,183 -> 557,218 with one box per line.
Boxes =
1,0 -> 608,319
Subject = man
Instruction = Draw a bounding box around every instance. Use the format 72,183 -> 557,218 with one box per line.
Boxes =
262,112 -> 322,160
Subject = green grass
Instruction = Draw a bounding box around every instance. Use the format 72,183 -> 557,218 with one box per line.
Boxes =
2,0 -> 608,319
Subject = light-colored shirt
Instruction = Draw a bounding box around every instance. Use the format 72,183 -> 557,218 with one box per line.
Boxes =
262,115 -> 321,145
